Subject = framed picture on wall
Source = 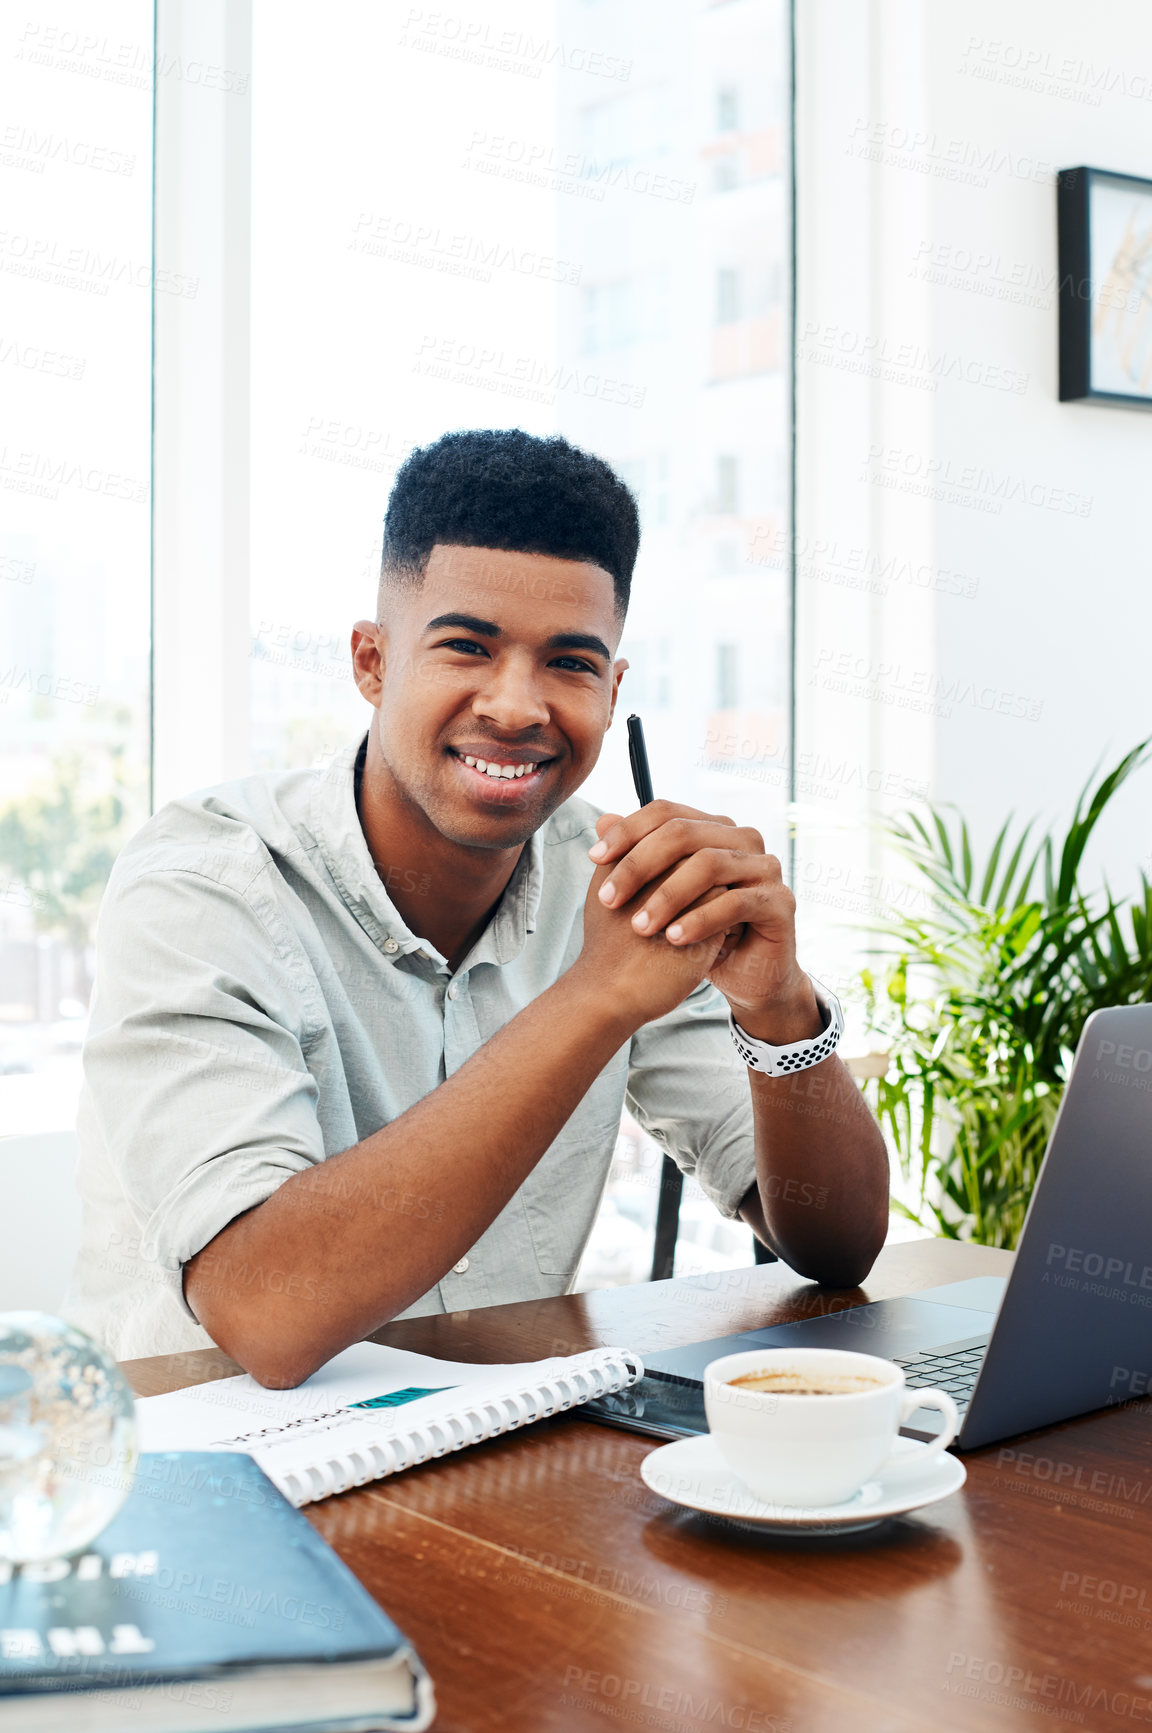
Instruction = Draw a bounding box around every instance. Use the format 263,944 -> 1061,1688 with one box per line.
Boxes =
1058,165 -> 1152,406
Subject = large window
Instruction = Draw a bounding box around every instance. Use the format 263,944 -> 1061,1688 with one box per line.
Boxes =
247,0 -> 793,1282
0,1 -> 153,1135
2,1 -> 793,1286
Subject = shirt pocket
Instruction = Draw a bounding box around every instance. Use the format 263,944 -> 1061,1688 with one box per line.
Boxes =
519,1053 -> 629,1276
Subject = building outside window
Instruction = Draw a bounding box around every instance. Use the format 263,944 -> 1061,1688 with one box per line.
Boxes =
716,266 -> 742,324
716,453 -> 740,514
717,85 -> 740,131
2,0 -> 793,1289
716,643 -> 740,711
0,0 -> 153,1141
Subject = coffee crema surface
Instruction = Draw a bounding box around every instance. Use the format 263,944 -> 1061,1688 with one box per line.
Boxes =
727,1370 -> 886,1396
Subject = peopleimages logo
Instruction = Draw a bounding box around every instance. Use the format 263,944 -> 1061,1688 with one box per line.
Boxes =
1091,1037 -> 1152,1097
1045,1243 -> 1152,1288
1046,1240 -> 1152,1303
1110,1365 -> 1152,1396
1096,1038 -> 1152,1071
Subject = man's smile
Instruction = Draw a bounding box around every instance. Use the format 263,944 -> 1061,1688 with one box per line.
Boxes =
445,745 -> 556,803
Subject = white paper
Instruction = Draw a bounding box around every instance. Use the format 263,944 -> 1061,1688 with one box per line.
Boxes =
136,1341 -> 640,1495
136,1341 -> 513,1452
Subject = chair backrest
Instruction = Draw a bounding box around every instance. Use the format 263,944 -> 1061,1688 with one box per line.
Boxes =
0,1131 -> 83,1313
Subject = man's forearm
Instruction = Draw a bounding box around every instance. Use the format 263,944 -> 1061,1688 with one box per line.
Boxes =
736,994 -> 890,1286
185,968 -> 635,1387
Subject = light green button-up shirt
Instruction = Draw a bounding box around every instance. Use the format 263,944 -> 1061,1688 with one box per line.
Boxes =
64,738 -> 757,1360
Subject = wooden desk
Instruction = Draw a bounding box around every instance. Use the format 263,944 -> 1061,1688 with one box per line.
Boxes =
123,1241 -> 1152,1732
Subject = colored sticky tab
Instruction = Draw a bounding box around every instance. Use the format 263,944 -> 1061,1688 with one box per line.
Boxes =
350,1386 -> 458,1410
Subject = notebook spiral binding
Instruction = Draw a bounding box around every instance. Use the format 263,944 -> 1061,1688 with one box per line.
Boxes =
279,1348 -> 644,1507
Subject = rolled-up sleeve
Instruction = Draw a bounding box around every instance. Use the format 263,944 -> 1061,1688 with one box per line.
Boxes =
81,865 -> 324,1318
625,979 -> 756,1219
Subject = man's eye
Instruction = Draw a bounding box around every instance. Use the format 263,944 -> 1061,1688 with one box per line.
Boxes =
440,639 -> 487,655
552,656 -> 598,673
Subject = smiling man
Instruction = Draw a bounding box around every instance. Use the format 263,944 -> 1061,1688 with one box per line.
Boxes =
66,429 -> 889,1385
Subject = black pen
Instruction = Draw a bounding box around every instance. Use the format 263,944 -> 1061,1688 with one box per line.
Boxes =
626,710 -> 685,1274
626,713 -> 654,808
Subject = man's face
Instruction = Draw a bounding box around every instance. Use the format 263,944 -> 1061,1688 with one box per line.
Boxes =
352,543 -> 628,850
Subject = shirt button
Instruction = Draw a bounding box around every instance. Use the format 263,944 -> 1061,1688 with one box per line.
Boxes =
453,1257 -> 469,1274
383,937 -> 399,954
447,981 -> 458,999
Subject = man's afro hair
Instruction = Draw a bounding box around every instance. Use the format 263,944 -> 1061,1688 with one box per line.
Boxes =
380,428 -> 639,614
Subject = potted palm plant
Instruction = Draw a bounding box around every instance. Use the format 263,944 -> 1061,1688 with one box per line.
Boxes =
857,742 -> 1152,1247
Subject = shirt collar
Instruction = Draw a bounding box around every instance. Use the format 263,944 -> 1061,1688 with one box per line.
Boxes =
310,735 -> 544,969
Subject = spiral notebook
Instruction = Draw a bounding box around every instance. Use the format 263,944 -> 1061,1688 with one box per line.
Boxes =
137,1341 -> 644,1507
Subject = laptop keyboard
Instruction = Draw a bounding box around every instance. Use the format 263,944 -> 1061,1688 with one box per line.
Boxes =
893,1334 -> 991,1413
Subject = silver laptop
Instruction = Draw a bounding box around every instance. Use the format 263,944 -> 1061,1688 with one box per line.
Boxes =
586,1003 -> 1152,1451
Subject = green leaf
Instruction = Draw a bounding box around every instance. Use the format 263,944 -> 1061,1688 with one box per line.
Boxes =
991,820 -> 1036,909
931,808 -> 956,873
851,739 -> 1152,1250
1054,741 -> 1151,907
978,818 -> 1011,906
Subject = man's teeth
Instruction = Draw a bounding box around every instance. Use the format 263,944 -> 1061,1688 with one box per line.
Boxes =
461,755 -> 538,779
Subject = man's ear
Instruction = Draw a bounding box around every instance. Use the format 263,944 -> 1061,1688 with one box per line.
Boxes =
605,657 -> 630,728
351,620 -> 386,705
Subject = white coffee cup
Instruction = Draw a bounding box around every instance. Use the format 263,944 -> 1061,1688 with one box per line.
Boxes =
703,1347 -> 959,1508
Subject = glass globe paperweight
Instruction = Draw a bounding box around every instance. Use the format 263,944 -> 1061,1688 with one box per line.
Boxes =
0,1312 -> 137,1563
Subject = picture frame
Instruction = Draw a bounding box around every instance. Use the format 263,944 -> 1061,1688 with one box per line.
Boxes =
1058,165 -> 1152,407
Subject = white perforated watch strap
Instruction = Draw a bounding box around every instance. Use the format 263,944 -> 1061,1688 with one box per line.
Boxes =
728,975 -> 844,1077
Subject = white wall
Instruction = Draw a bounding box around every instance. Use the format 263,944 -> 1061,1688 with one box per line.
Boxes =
795,0 -> 1152,994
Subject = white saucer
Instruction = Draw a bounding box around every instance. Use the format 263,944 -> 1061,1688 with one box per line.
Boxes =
640,1433 -> 967,1535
